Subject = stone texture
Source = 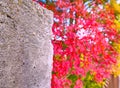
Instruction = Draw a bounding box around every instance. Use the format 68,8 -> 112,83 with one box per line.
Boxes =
0,0 -> 53,88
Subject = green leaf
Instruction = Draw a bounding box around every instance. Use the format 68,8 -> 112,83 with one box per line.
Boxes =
67,74 -> 78,83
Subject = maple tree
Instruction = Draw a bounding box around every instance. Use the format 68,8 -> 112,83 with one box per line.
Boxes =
34,0 -> 120,88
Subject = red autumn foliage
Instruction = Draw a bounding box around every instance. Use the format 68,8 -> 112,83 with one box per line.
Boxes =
34,0 -> 119,87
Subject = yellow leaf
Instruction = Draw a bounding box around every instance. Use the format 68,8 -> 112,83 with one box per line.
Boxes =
114,19 -> 120,31
112,42 -> 120,76
80,53 -> 84,60
110,0 -> 120,13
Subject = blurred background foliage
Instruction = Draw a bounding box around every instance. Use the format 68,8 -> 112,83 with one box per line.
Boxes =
36,0 -> 120,88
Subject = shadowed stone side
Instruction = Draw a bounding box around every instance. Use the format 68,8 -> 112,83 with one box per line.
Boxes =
0,0 -> 53,88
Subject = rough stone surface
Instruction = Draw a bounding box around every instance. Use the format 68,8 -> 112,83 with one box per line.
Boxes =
0,0 -> 53,88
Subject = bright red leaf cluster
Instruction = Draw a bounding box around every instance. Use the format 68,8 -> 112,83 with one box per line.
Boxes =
35,0 -> 119,87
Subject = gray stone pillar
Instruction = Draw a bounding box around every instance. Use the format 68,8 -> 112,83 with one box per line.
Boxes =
0,0 -> 53,88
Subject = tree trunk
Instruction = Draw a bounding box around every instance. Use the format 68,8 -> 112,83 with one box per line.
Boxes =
106,75 -> 119,88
